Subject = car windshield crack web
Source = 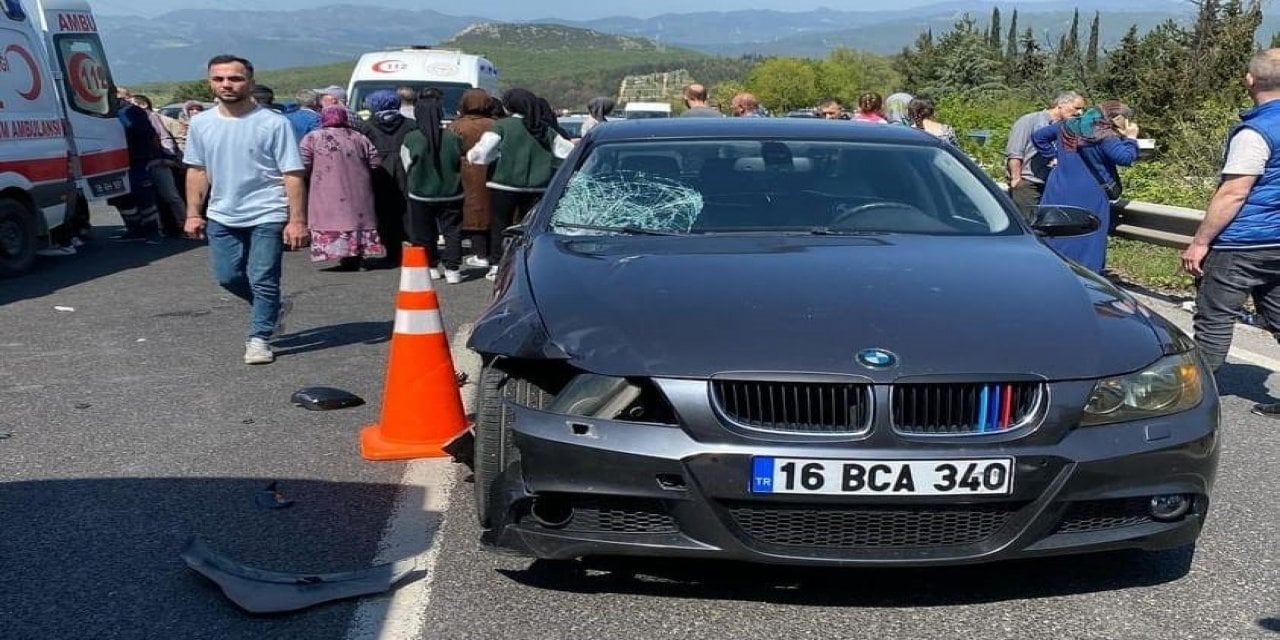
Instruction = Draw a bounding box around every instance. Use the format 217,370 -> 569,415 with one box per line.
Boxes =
552,170 -> 703,234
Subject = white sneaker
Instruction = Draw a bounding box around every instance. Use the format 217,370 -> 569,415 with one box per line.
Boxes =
70,237 -> 86,248
36,246 -> 76,257
275,298 -> 293,337
444,268 -> 462,284
243,337 -> 274,364
464,256 -> 490,269
429,267 -> 442,280
485,266 -> 498,281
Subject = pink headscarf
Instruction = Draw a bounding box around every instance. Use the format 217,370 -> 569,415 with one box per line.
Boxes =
320,105 -> 349,128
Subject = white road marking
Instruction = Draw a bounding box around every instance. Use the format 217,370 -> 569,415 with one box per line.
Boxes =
345,323 -> 478,640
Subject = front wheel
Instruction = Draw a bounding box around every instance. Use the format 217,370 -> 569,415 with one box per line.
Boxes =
472,364 -> 553,528
0,198 -> 39,277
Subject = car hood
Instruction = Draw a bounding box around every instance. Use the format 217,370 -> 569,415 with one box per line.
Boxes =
523,234 -> 1166,381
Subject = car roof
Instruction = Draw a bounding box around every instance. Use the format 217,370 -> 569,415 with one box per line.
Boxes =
588,117 -> 944,146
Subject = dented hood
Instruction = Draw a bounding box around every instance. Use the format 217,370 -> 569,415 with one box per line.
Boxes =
522,233 -> 1167,381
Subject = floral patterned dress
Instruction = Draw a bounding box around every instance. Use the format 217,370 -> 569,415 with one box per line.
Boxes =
299,126 -> 383,261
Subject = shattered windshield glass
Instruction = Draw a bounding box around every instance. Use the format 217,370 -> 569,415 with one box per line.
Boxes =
552,171 -> 703,235
547,139 -> 1017,236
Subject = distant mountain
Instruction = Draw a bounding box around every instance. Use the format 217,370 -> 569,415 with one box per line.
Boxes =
551,1 -> 1189,50
101,5 -> 482,83
447,22 -> 672,52
102,1 -> 1242,84
696,11 -> 1187,57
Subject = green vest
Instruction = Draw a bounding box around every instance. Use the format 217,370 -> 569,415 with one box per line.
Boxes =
490,117 -> 556,191
403,129 -> 463,201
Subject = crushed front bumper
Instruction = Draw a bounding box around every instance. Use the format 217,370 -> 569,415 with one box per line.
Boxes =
483,385 -> 1219,567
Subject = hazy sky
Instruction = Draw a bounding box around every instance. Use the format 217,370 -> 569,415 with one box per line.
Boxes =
93,0 -> 1067,21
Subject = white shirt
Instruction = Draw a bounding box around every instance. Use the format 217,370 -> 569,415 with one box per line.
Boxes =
1222,128 -> 1270,176
465,115 -> 575,165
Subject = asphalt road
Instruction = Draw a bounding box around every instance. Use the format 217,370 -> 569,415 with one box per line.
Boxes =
1,207 -> 1276,640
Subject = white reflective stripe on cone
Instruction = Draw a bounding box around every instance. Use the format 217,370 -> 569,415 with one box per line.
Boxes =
394,309 -> 444,335
400,267 -> 434,293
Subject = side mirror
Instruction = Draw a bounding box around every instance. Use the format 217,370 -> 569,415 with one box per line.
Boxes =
1030,205 -> 1100,238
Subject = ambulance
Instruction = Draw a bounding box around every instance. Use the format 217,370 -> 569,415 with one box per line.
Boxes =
0,0 -> 127,276
347,47 -> 500,118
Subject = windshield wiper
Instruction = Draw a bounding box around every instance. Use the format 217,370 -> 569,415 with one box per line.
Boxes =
553,223 -> 683,236
805,227 -> 890,236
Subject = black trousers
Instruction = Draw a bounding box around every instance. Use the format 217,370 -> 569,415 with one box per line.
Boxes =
487,189 -> 542,264
465,230 -> 489,261
406,199 -> 462,270
1193,248 -> 1280,371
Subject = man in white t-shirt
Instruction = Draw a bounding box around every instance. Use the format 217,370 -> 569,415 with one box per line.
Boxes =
1182,48 -> 1280,415
184,54 -> 307,365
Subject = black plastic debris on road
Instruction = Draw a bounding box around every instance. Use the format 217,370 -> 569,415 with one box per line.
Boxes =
180,537 -> 423,614
254,481 -> 295,510
290,387 -> 365,411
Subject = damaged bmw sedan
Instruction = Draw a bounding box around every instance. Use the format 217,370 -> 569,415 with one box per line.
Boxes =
467,118 -> 1219,567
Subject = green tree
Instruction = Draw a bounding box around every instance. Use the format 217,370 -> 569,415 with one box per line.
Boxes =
817,48 -> 902,103
1005,10 -> 1019,63
923,16 -> 1007,99
1085,12 -> 1101,73
988,6 -> 1002,52
1270,31 -> 1280,49
894,29 -> 939,93
170,79 -> 214,102
745,58 -> 822,112
1057,9 -> 1081,69
1011,28 -> 1049,93
1099,25 -> 1142,101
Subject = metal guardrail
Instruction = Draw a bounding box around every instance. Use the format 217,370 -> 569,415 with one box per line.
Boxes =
1111,200 -> 1201,250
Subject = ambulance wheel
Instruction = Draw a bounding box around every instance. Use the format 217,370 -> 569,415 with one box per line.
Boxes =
0,198 -> 38,278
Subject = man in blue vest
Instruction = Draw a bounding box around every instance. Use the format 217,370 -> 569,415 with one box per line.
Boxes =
1182,48 -> 1280,416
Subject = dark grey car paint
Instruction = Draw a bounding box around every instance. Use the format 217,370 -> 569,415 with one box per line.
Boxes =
475,232 -> 1170,381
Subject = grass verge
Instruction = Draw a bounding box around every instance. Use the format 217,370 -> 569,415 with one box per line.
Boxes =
1106,237 -> 1196,297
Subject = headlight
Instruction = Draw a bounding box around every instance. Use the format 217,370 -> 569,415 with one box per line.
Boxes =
1080,352 -> 1203,426
546,373 -> 642,418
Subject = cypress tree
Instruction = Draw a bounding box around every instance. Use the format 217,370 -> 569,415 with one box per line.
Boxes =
1006,10 -> 1019,61
989,7 -> 1003,51
1086,12 -> 1100,72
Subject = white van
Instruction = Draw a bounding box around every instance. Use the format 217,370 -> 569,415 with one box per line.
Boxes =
0,0 -> 127,275
347,47 -> 500,117
622,101 -> 672,119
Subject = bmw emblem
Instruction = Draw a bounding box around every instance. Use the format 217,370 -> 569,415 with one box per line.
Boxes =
856,348 -> 898,369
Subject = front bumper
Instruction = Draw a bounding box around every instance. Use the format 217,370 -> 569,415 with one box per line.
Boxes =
484,381 -> 1220,567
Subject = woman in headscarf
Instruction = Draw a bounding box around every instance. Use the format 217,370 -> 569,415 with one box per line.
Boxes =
1032,100 -> 1140,273
537,96 -> 574,141
465,88 -> 576,280
883,92 -> 914,126
401,93 -> 466,282
299,105 -> 382,270
355,89 -> 415,267
448,88 -> 497,267
578,96 -> 614,137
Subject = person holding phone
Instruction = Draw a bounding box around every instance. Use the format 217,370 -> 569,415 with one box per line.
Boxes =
1031,100 -> 1140,273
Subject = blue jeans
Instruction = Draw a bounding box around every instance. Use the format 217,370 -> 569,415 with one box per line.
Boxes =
207,220 -> 285,340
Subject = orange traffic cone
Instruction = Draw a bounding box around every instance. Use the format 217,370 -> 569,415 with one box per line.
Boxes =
360,246 -> 468,460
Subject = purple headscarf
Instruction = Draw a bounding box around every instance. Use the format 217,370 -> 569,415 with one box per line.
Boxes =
320,104 -> 349,128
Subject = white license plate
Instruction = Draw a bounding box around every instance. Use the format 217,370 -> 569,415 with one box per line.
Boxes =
750,457 -> 1014,496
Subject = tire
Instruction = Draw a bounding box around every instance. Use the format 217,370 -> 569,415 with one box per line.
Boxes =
473,363 -> 553,528
0,198 -> 38,278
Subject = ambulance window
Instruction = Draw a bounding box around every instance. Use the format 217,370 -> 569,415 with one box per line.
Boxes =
53,34 -> 115,117
2,0 -> 26,21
